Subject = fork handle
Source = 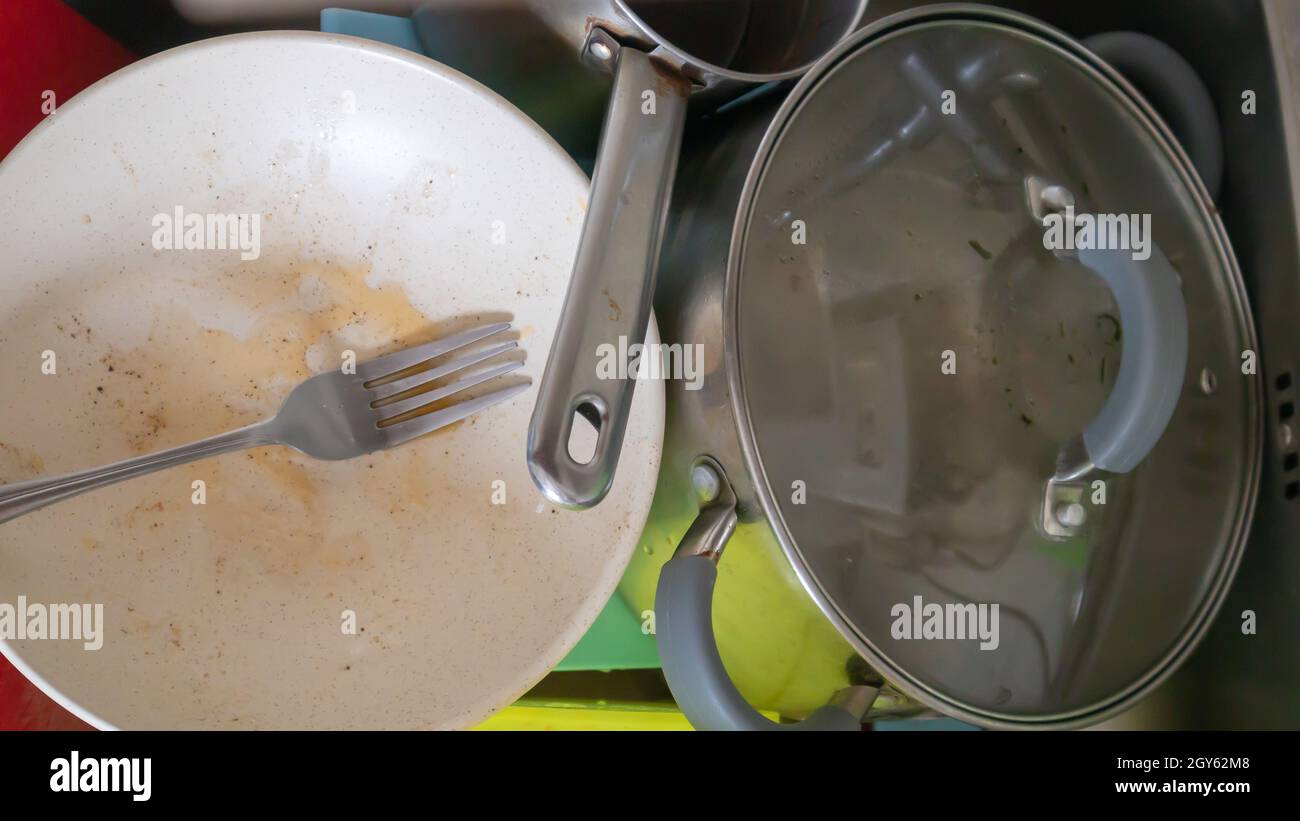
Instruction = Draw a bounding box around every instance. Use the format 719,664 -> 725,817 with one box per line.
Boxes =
0,420 -> 279,524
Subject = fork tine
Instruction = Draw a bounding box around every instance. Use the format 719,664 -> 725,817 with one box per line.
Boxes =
368,340 -> 518,402
380,381 -> 532,448
357,321 -> 512,383
373,360 -> 525,418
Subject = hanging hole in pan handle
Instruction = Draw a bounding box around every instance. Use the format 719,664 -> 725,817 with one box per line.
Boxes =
567,400 -> 603,466
655,457 -> 879,731
528,389 -> 613,506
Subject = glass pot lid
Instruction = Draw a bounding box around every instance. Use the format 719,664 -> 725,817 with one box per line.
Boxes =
730,14 -> 1261,723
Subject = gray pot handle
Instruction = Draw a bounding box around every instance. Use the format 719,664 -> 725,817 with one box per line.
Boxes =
527,31 -> 690,508
1028,180 -> 1189,538
655,459 -> 878,731
1084,31 -> 1223,200
1025,179 -> 1189,484
1072,243 -> 1189,476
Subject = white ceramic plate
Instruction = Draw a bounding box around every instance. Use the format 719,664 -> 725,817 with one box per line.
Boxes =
0,31 -> 663,729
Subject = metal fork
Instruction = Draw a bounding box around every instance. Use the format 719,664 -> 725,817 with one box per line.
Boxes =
0,322 -> 528,524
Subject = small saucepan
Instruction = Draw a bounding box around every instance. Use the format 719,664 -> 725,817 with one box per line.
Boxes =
523,0 -> 868,508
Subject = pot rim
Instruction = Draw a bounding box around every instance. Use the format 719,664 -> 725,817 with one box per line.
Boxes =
720,3 -> 1263,729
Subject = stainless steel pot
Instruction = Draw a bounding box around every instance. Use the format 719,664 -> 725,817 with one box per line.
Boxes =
631,5 -> 1262,730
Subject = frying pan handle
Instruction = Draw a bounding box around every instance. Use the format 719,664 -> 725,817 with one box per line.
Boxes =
527,35 -> 689,508
656,459 -> 878,731
1084,32 -> 1223,200
1065,243 -> 1189,478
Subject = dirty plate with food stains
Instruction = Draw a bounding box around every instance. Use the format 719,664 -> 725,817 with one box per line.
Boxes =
0,31 -> 663,729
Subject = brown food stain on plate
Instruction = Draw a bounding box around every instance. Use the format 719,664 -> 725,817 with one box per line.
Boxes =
2,254 -> 464,585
